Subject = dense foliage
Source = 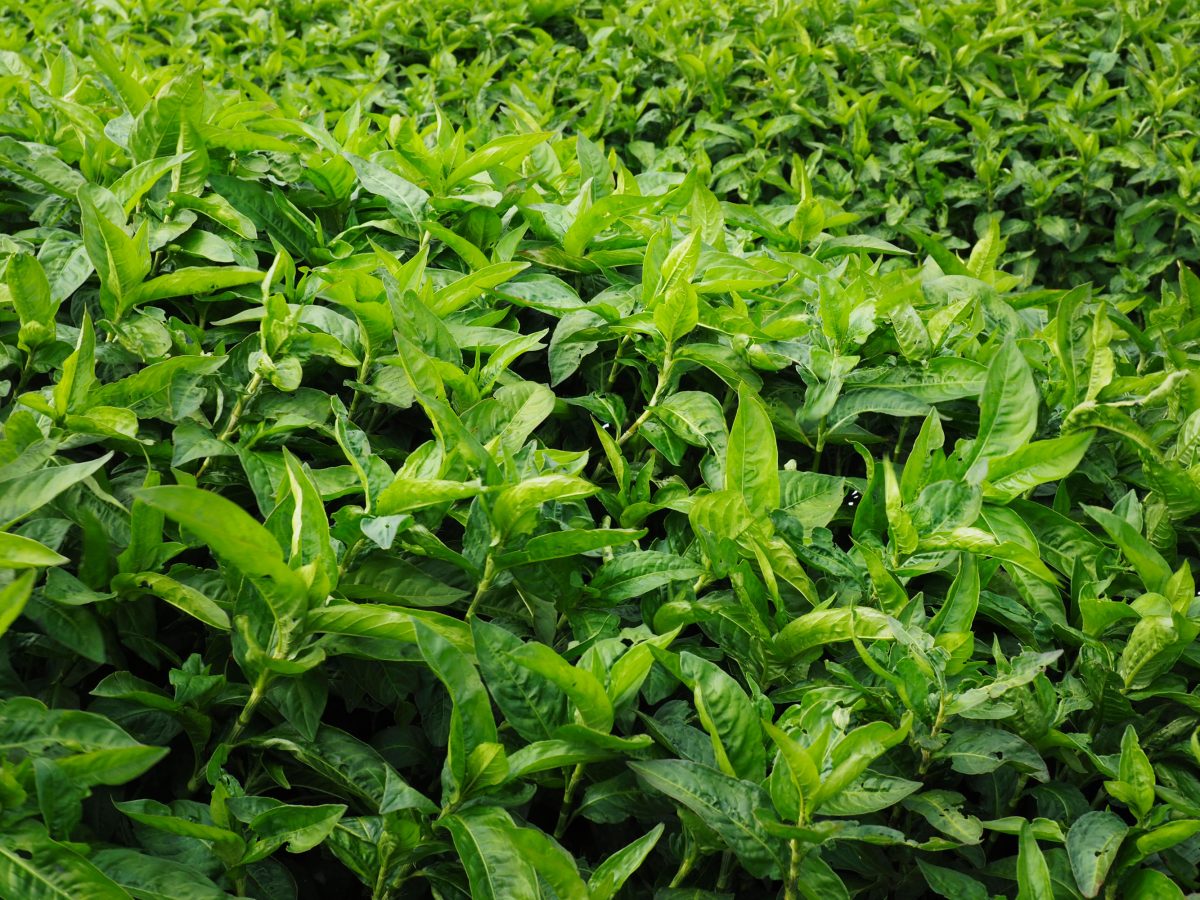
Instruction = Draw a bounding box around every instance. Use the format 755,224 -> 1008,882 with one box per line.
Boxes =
2,1 -> 1200,898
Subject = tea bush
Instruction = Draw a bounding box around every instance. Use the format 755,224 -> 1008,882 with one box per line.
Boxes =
2,1 -> 1200,898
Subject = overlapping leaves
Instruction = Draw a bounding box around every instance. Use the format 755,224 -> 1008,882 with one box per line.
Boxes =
1,2 -> 1199,899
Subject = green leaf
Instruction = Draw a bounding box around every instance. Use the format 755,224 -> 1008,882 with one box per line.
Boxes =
0,454 -> 113,528
88,355 -> 227,421
136,486 -> 307,646
588,825 -> 665,900
946,650 -> 1062,716
111,572 -> 229,630
653,281 -> 699,344
129,266 -> 262,305
0,533 -> 68,568
1120,869 -> 1186,899
414,620 -> 497,790
817,772 -> 922,816
1118,613 -> 1178,689
630,759 -> 784,878
492,475 -> 598,537
917,860 -> 989,900
54,745 -> 168,786
1083,505 -> 1172,593
677,651 -> 765,782
461,741 -> 509,799
432,262 -> 530,316
928,552 -> 979,656
8,252 -> 56,350
774,607 -> 894,662
812,713 -> 912,808
251,726 -> 436,815
110,153 -> 192,213
779,471 -> 845,530
508,641 -> 614,733
504,821 -> 588,900
0,570 -> 35,637
1066,811 -> 1127,898
727,384 -> 779,514
763,719 -> 820,815
984,432 -> 1093,503
209,174 -> 316,260
91,849 -> 226,900
77,184 -> 151,320
920,527 -> 1059,585
590,551 -> 704,601
607,628 -> 681,713
0,136 -> 86,197
937,725 -> 1048,781
473,618 -> 567,742
1135,820 -> 1200,856
280,448 -> 336,603
794,852 -> 852,900
52,311 -> 96,418
675,342 -> 763,390
505,733 -> 652,779
375,477 -> 484,515
1104,725 -> 1155,819
963,342 -> 1037,469
441,806 -> 540,900
1017,822 -> 1054,900
0,832 -> 132,900
496,528 -> 644,568
116,799 -> 245,864
847,358 -> 987,404
902,791 -> 983,844
448,132 -> 552,185
306,602 -> 471,652
655,391 -> 729,458
247,803 -> 346,856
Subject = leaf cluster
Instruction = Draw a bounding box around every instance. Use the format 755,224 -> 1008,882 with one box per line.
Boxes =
1,2 -> 1200,899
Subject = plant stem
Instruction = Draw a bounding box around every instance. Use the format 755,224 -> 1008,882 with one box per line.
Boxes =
716,851 -> 734,890
219,371 -> 264,444
14,353 -> 34,396
349,350 -> 372,419
465,555 -> 496,620
339,538 -> 366,579
197,370 -> 264,478
616,406 -> 654,446
605,335 -> 631,391
188,669 -> 272,793
227,670 -> 271,746
917,697 -> 946,776
669,839 -> 697,888
553,763 -> 585,839
374,849 -> 403,900
894,417 -> 910,457
617,350 -> 672,446
784,839 -> 805,900
811,425 -> 825,472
